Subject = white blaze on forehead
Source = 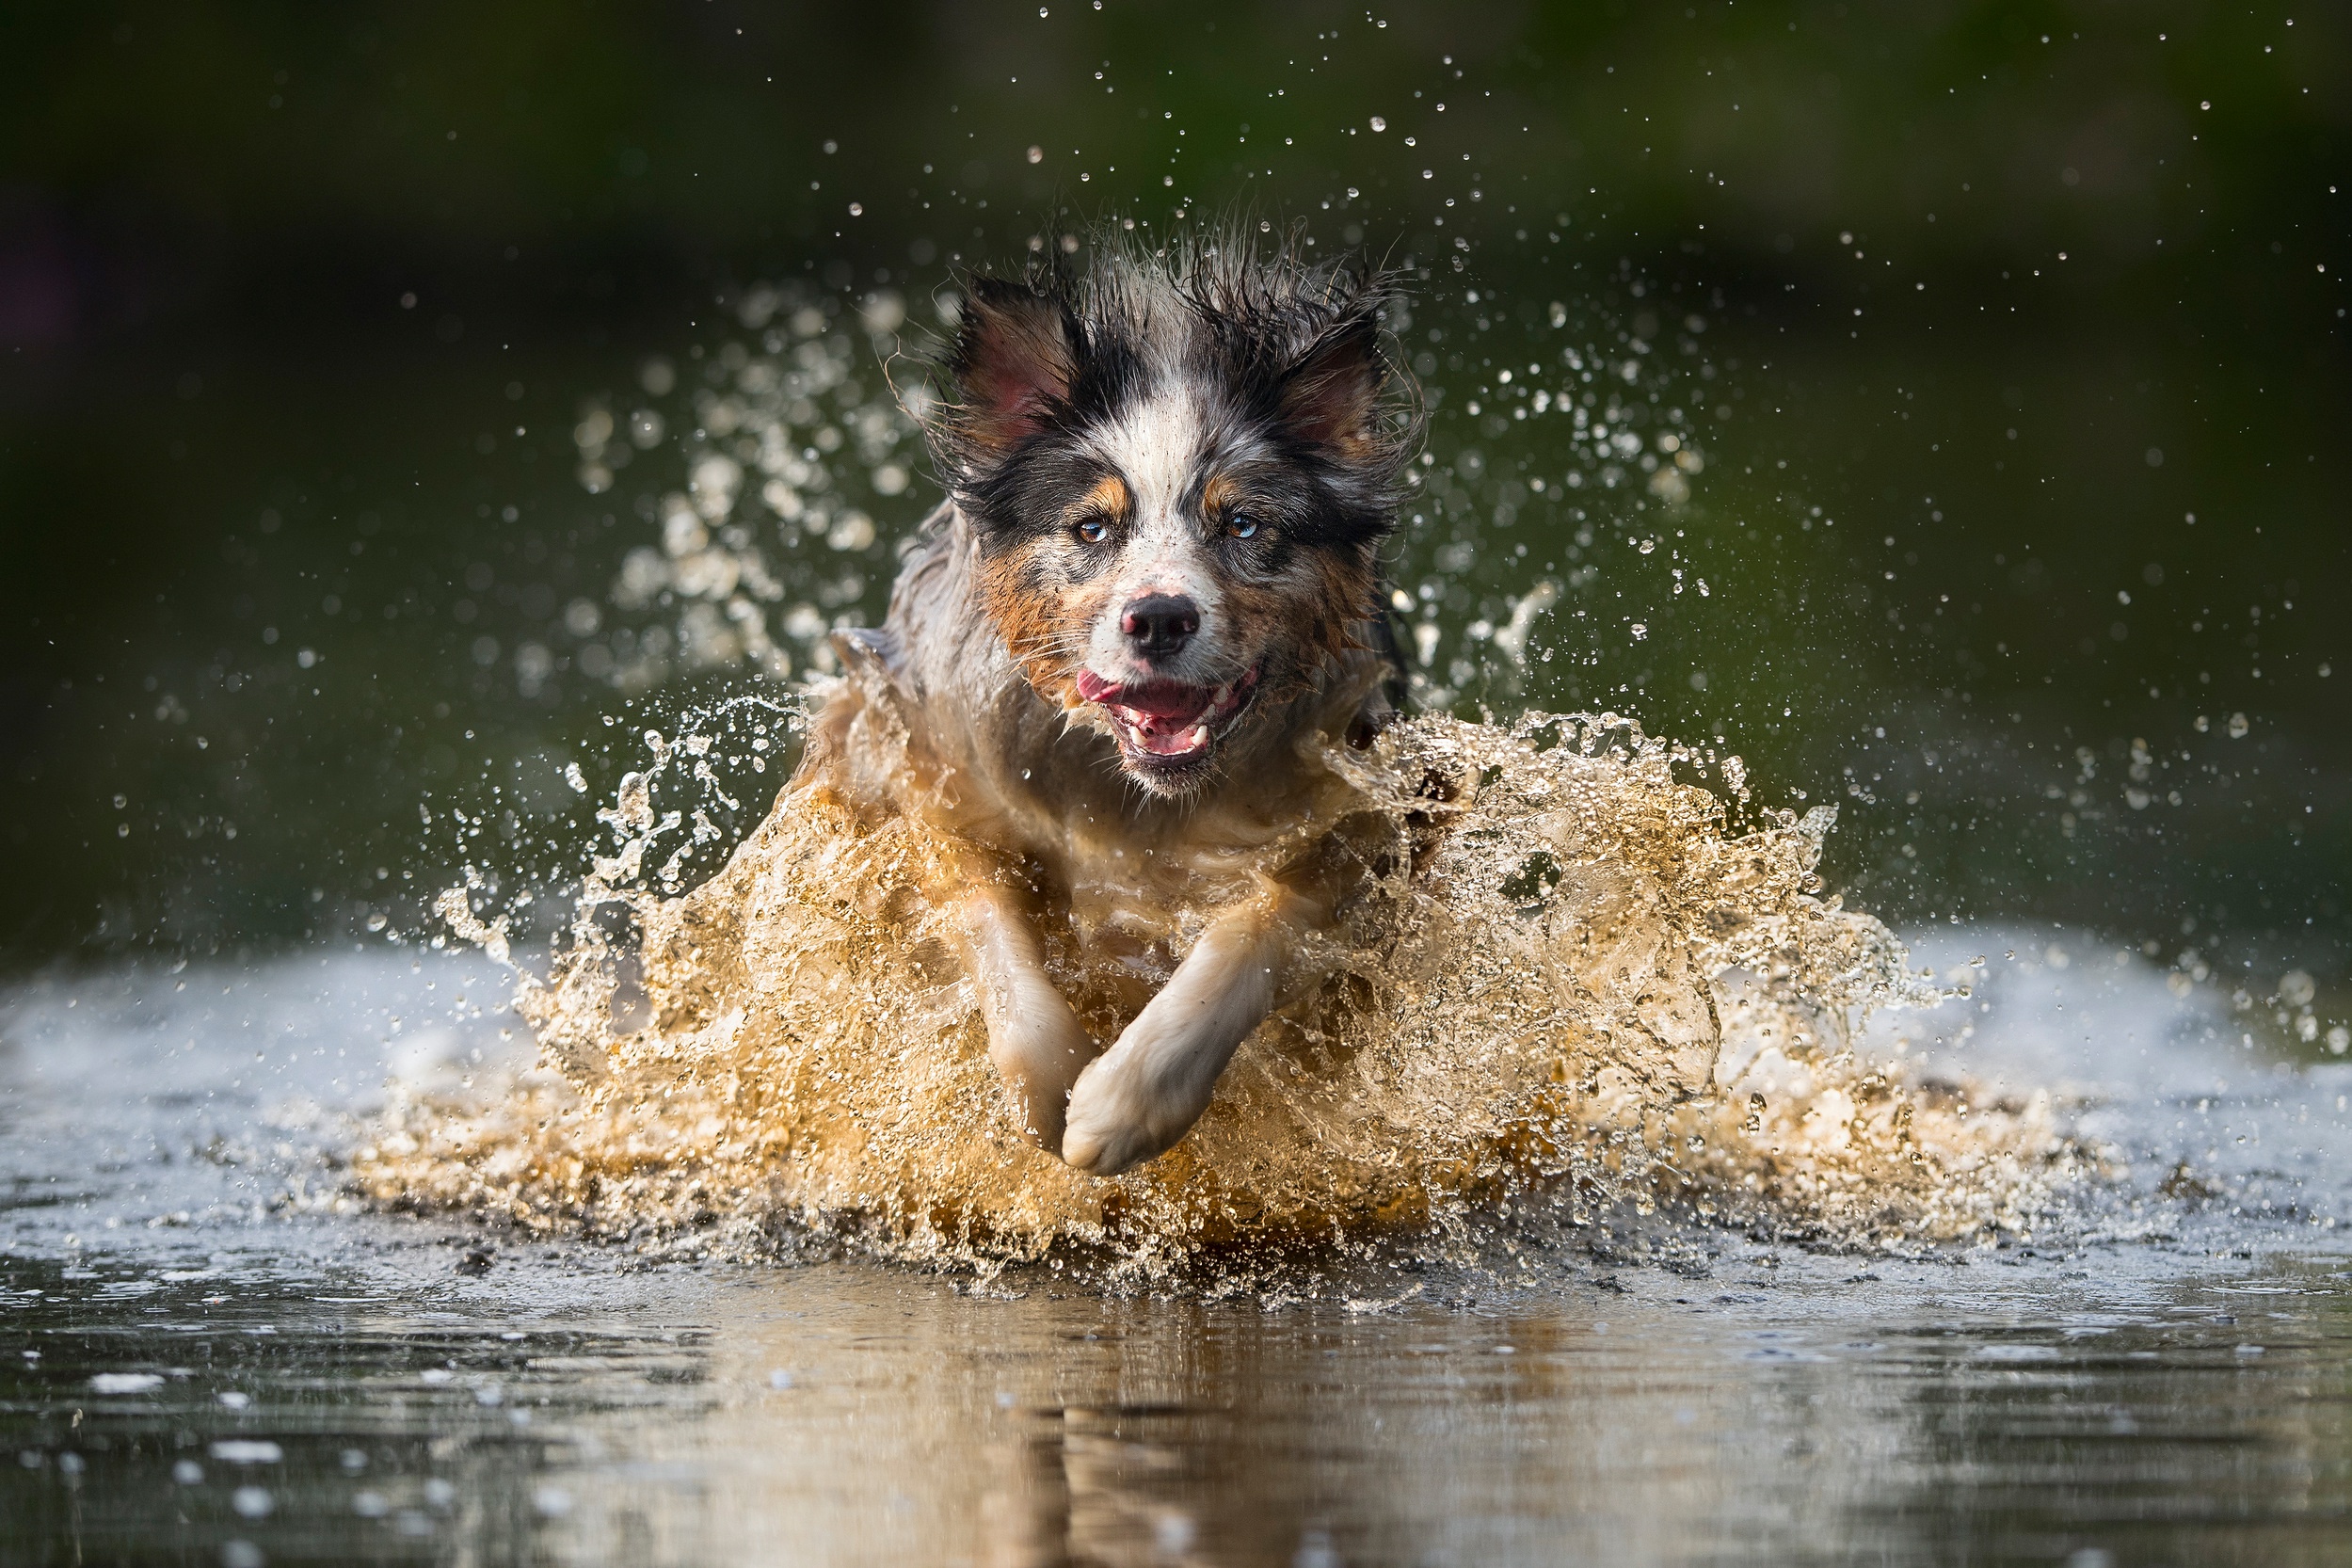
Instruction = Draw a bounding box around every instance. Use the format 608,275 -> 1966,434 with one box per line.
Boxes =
1086,380 -> 1208,542
1080,381 -> 1226,667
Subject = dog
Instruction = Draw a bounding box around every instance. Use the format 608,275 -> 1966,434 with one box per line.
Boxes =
797,228 -> 1419,1176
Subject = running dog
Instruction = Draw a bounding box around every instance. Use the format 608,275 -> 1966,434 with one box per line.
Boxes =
801,229 -> 1419,1176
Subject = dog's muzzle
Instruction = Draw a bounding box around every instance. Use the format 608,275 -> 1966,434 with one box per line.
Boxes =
1075,666 -> 1262,766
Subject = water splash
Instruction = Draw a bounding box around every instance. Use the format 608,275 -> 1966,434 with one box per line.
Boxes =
368,264 -> 2088,1274
568,281 -> 925,690
551,266 -> 1723,720
360,696 -> 2087,1274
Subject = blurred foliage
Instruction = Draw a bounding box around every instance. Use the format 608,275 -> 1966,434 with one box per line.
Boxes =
0,0 -> 2344,990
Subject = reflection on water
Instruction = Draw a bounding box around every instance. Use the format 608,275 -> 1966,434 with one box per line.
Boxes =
7,950 -> 2352,1563
8,1245 -> 2352,1565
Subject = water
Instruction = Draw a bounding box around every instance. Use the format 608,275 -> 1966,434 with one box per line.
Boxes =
395,692 -> 2130,1281
8,942 -> 2352,1564
24,242 -> 2344,990
8,226 -> 2346,1565
9,9 -> 2348,1560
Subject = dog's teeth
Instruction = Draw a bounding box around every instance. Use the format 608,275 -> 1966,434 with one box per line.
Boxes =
1211,683 -> 1230,704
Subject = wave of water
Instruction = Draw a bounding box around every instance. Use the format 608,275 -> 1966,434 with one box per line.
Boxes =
355,265 -> 2201,1276
361,696 -> 2091,1275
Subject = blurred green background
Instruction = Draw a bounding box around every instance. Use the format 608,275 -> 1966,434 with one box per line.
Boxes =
1,1 -> 2344,1007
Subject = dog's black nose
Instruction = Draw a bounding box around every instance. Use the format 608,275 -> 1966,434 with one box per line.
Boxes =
1119,595 -> 1199,659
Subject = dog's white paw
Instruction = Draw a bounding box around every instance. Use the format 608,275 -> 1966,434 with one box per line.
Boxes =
1000,1078 -> 1070,1154
1056,895 -> 1288,1175
1059,1112 -> 1157,1177
1059,1060 -> 1169,1176
1059,1032 -> 1217,1176
988,1016 -> 1096,1154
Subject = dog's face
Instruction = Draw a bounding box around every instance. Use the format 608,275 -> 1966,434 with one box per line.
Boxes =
931,238 -> 1414,795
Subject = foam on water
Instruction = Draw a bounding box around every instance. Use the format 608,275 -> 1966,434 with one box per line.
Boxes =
360,697 -> 2088,1273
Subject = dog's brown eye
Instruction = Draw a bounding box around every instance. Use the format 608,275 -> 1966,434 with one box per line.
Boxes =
1226,513 -> 1261,540
1076,519 -> 1110,544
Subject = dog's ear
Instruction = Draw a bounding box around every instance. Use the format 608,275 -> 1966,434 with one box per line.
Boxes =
1275,317 -> 1384,461
946,278 -> 1080,461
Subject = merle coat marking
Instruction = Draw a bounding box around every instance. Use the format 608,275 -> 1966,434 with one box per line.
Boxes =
801,230 -> 1419,1174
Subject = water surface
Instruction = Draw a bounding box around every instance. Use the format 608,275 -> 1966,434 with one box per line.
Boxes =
8,945 -> 2352,1565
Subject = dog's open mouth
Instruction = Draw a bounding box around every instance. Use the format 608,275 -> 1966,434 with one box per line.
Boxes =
1075,666 -> 1262,768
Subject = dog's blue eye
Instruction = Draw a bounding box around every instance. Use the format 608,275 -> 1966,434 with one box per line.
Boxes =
1077,520 -> 1109,544
1227,514 -> 1260,540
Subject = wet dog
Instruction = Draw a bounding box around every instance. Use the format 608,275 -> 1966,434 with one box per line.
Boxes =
800,230 -> 1418,1175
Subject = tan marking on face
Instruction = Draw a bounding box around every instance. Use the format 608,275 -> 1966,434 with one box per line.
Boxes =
1066,472 -> 1132,529
1200,472 -> 1243,526
974,536 -> 1113,704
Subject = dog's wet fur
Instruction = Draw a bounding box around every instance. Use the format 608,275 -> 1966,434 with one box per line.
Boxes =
798,227 -> 1420,1175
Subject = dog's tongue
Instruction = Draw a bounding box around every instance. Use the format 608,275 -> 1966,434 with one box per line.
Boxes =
1074,672 -> 1213,724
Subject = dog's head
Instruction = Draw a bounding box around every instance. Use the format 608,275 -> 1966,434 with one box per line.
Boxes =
925,228 -> 1418,796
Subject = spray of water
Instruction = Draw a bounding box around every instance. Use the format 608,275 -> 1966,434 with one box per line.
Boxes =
361,267 -> 2091,1274
362,695 -> 2084,1275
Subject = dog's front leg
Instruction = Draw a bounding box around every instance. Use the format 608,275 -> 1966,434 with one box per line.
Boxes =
1060,885 -> 1315,1176
955,887 -> 1100,1152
